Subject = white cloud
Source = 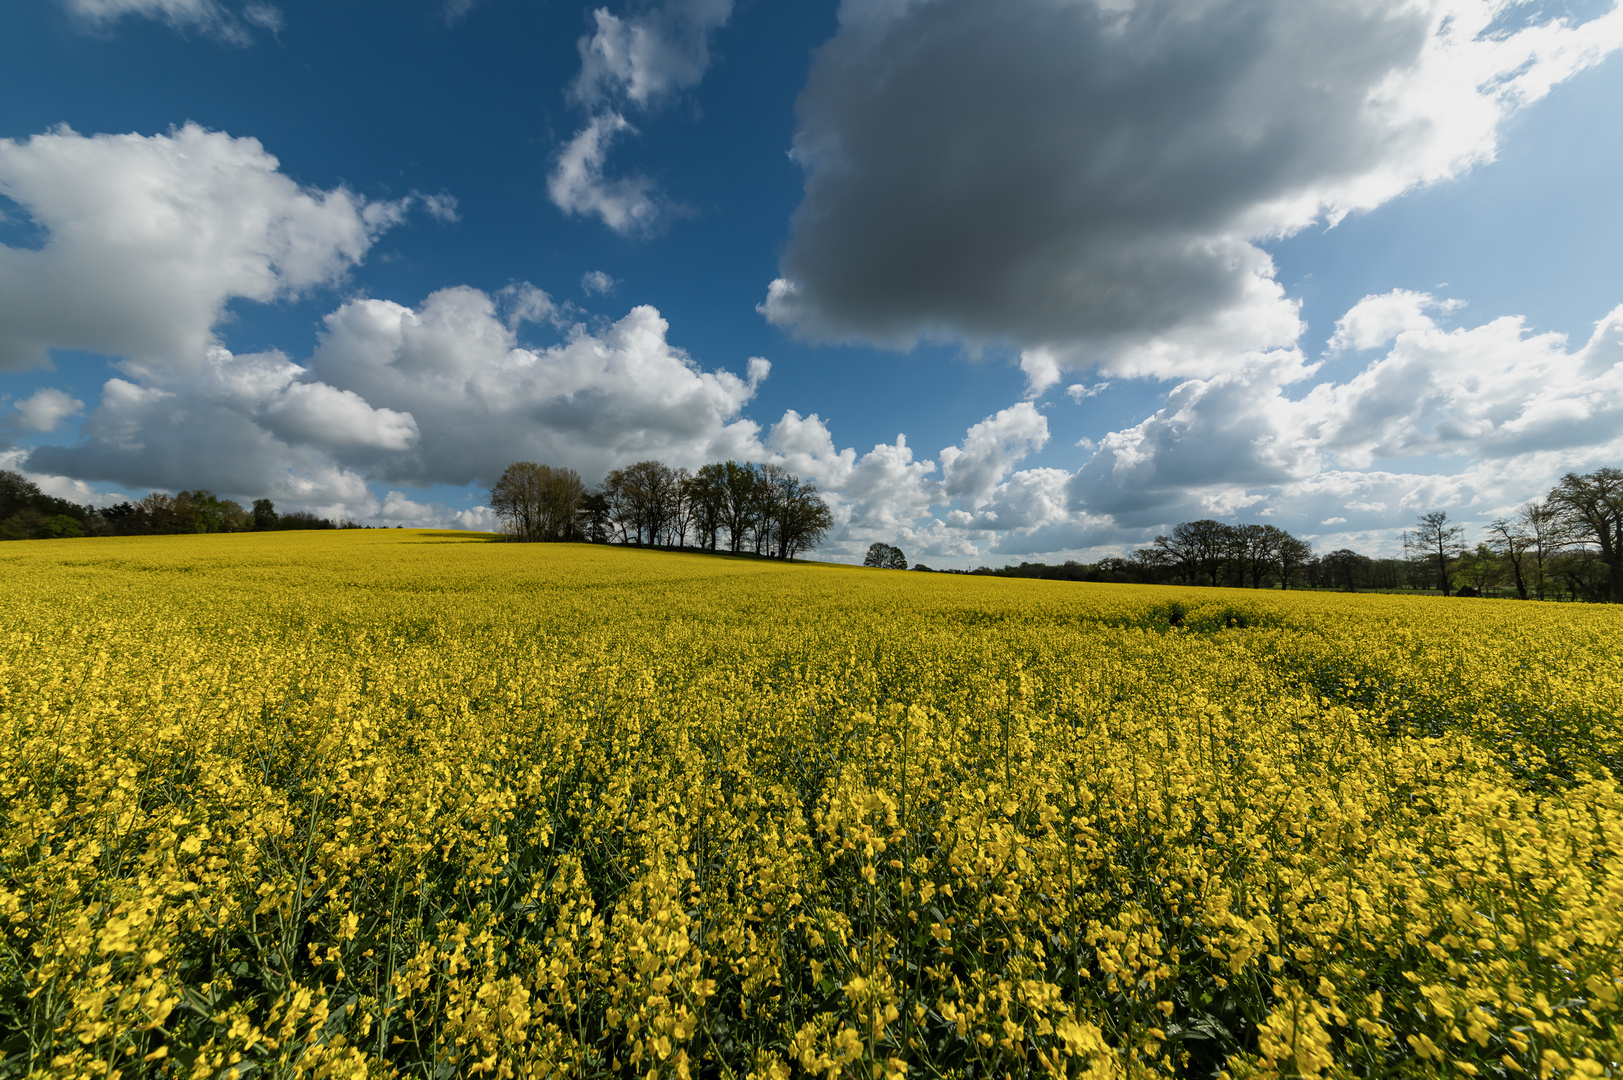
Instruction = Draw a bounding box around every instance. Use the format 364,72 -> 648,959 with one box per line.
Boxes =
441,0 -> 477,27
571,0 -> 734,108
1327,289 -> 1463,354
550,0 -> 735,233
547,113 -> 662,234
260,381 -> 418,453
939,402 -> 1048,504
1065,293 -> 1623,545
763,410 -> 937,537
0,123 -> 406,372
1201,489 -> 1267,516
581,270 -> 618,296
11,388 -> 83,432
1066,382 -> 1109,402
1304,302 -> 1623,466
947,467 -> 1072,533
498,283 -> 570,330
305,288 -> 772,485
23,288 -> 776,512
1018,347 -> 1061,398
419,192 -> 460,222
765,0 -> 1623,382
27,351 -> 379,506
60,0 -> 283,43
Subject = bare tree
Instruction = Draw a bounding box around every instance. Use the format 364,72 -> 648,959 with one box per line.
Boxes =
668,466 -> 694,548
490,462 -> 584,541
1233,523 -> 1284,588
1516,498 -> 1563,601
775,476 -> 834,559
719,461 -> 759,553
1411,511 -> 1466,595
754,462 -> 789,555
688,464 -> 726,551
599,468 -> 634,544
1275,534 -> 1313,590
490,462 -> 545,541
1486,517 -> 1531,599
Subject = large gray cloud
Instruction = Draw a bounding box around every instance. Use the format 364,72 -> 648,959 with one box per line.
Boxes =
764,0 -> 1623,379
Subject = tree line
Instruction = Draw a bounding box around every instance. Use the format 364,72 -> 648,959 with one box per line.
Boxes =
489,459 -> 835,559
1403,468 -> 1623,603
10,459 -> 1616,598
1,470 -> 353,540
924,468 -> 1623,603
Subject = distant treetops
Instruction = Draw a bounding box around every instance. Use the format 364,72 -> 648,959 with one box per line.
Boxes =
960,467 -> 1622,603
0,470 -> 348,540
489,459 -> 835,560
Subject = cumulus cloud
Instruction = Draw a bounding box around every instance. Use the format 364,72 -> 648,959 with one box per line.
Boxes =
765,0 -> 1623,380
26,354 -> 380,506
418,192 -> 460,222
10,388 -> 84,433
549,0 -> 735,233
441,0 -> 478,26
947,467 -> 1072,533
19,274 -> 1069,547
304,287 -> 771,484
1303,301 -> 1623,466
61,0 -> 284,43
570,0 -> 734,108
1018,348 -> 1062,398
765,410 -> 939,538
260,381 -> 418,454
20,287 -> 777,513
0,124 -> 407,372
1066,292 -> 1623,541
1327,289 -> 1462,353
939,402 -> 1048,504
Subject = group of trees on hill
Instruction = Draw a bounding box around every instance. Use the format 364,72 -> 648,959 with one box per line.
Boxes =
489,459 -> 835,559
1,470 -> 350,540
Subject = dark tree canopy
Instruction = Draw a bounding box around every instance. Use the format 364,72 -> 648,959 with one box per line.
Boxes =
2,470 -> 341,541
864,542 -> 907,569
1547,468 -> 1623,604
488,457 -> 834,559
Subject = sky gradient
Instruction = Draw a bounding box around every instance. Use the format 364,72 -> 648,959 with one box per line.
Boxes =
2,0 -> 1621,566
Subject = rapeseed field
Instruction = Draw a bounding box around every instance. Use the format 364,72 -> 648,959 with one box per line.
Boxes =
3,530 -> 1621,1080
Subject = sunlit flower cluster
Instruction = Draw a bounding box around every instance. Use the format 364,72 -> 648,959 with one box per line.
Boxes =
3,531 -> 1621,1078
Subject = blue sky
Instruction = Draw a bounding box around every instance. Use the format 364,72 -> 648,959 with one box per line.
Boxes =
2,0 -> 1621,565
